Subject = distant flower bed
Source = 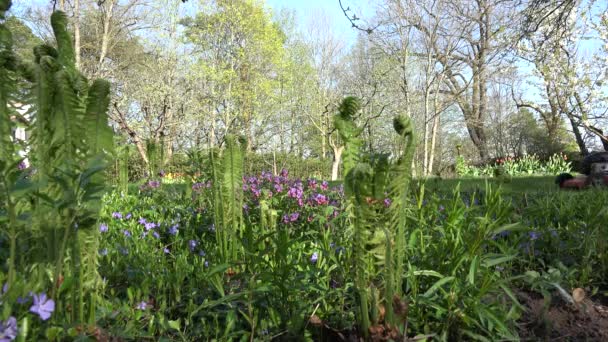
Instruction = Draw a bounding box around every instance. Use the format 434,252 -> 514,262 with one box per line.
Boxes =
456,153 -> 572,177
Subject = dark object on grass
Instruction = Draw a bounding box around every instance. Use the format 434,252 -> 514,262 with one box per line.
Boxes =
555,172 -> 608,189
555,173 -> 574,185
555,173 -> 586,190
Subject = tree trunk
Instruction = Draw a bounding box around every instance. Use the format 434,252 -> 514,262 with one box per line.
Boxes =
422,89 -> 431,176
567,115 -> 589,156
428,114 -> 440,176
331,145 -> 344,181
97,0 -> 115,77
74,0 -> 81,70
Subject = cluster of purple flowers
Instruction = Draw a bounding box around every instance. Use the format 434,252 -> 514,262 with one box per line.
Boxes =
168,224 -> 179,235
310,193 -> 329,206
282,212 -> 300,224
192,181 -> 212,192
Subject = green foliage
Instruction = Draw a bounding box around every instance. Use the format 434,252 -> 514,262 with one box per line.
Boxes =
219,135 -> 245,262
0,5 -> 114,338
457,153 -> 572,177
342,113 -> 416,337
334,96 -> 364,177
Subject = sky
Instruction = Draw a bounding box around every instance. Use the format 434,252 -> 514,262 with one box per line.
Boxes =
265,0 -> 375,44
12,0 -> 375,46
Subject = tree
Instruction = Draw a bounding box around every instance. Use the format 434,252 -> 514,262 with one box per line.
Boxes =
374,0 -> 519,161
182,0 -> 285,151
516,0 -> 608,155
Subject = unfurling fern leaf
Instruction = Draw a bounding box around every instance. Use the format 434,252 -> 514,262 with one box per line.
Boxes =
386,115 -> 416,310
345,163 -> 374,337
85,79 -> 112,155
334,96 -> 364,177
221,134 -> 244,262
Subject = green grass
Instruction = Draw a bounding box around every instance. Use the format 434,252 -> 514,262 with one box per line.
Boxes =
417,176 -> 559,195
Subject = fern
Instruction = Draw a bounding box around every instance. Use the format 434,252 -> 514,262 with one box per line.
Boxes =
85,79 -> 112,154
221,135 -> 245,262
344,163 -> 374,337
334,96 -> 364,177
0,0 -> 21,288
387,115 -> 416,294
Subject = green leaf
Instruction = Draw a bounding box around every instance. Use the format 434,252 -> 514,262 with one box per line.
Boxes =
468,256 -> 478,285
168,319 -> 180,331
482,255 -> 516,268
423,276 -> 455,297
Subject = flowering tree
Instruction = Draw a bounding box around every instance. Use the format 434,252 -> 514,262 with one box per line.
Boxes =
516,1 -> 608,155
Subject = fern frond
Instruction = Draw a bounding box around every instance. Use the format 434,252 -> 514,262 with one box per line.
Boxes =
387,115 -> 416,295
85,79 -> 112,155
50,11 -> 75,69
334,97 -> 364,177
345,163 -> 374,337
222,134 -> 244,261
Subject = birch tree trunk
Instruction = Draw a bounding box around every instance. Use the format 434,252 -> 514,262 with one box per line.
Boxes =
74,0 -> 81,70
331,145 -> 344,181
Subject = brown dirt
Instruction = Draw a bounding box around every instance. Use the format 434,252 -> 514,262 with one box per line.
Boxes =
517,290 -> 608,341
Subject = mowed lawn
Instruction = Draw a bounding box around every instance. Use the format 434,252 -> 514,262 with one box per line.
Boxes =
418,175 -> 559,195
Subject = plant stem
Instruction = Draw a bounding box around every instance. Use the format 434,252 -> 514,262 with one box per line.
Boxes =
2,178 -> 17,287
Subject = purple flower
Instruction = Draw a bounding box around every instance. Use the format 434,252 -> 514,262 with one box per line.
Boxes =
99,248 -> 108,256
287,187 -> 303,199
320,181 -> 329,191
189,240 -> 198,252
112,212 -> 122,219
164,247 -> 170,254
0,316 -> 18,341
312,193 -> 329,206
144,222 -> 156,231
198,250 -> 206,257
99,223 -> 108,233
274,184 -> 283,193
308,178 -> 318,189
158,170 -> 166,178
123,230 -> 131,238
16,296 -> 29,304
125,213 -> 132,220
2,283 -> 8,294
283,212 -> 300,224
138,217 -> 147,225
17,161 -> 26,170
136,301 -> 148,310
192,182 -> 205,192
204,261 -> 209,267
243,204 -> 249,212
280,168 -> 288,177
29,293 -> 55,320
152,231 -> 160,239
529,231 -> 541,241
149,180 -> 160,188
383,198 -> 392,208
168,225 -> 179,235
310,252 -> 319,264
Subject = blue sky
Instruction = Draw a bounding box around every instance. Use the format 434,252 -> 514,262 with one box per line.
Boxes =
266,0 -> 374,43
